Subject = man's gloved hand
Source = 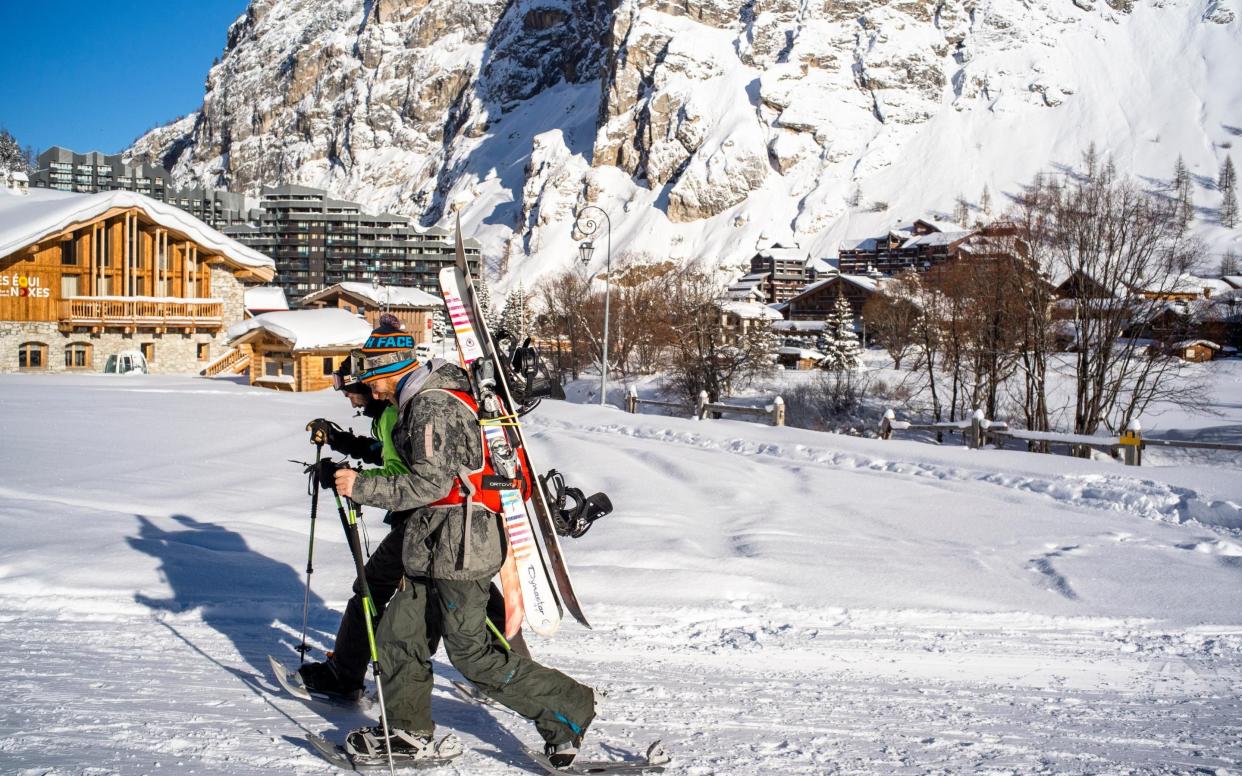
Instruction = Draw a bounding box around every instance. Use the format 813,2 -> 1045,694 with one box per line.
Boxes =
306,458 -> 346,490
306,418 -> 343,447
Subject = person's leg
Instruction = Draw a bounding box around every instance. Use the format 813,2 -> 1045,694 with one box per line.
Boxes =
486,581 -> 530,658
375,577 -> 435,736
437,578 -> 593,747
327,523 -> 407,687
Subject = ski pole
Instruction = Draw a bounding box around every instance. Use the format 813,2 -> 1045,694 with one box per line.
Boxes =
332,487 -> 395,776
297,441 -> 324,666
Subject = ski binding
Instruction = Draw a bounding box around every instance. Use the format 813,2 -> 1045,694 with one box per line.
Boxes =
524,740 -> 670,775
306,733 -> 461,771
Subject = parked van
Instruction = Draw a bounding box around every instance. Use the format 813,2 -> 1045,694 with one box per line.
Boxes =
104,351 -> 149,375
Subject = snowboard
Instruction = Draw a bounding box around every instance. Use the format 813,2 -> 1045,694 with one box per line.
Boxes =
439,267 -> 574,635
306,733 -> 461,771
440,218 -> 589,632
269,655 -> 371,709
523,740 -> 670,775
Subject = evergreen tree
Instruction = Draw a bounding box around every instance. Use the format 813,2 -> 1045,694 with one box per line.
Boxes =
1173,155 -> 1194,230
953,193 -> 970,227
499,283 -> 531,339
846,183 -> 863,208
979,185 -> 993,219
820,289 -> 862,371
0,129 -> 25,173
1221,156 -> 1238,229
431,307 -> 449,341
475,271 -> 500,331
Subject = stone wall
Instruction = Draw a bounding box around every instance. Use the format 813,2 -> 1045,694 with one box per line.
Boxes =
0,266 -> 257,375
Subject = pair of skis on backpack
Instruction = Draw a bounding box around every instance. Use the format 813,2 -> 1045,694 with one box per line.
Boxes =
269,655 -> 669,774
437,238 -> 586,640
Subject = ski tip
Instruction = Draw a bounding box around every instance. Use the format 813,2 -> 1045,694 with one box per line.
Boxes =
646,740 -> 671,766
269,654 -> 312,701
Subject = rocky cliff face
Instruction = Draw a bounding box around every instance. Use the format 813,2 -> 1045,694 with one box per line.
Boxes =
129,0 -> 1242,282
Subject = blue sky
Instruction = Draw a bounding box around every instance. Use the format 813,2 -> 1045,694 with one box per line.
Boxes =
0,1 -> 250,156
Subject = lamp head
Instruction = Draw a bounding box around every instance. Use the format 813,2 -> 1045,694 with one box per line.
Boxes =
578,241 -> 594,266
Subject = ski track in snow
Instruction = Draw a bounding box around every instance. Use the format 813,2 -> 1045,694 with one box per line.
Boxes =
1,375 -> 1241,774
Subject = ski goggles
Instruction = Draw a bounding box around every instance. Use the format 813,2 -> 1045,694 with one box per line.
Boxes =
337,348 -> 420,387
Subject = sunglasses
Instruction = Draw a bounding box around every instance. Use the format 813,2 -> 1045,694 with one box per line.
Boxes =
332,348 -> 419,390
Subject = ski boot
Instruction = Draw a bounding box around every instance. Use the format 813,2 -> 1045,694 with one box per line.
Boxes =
297,660 -> 365,702
545,700 -> 595,768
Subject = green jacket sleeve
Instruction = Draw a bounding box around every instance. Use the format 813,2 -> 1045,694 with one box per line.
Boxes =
359,405 -> 409,478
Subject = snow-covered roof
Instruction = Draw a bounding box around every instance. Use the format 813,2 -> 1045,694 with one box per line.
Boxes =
788,273 -> 881,303
244,286 -> 289,312
301,281 -> 443,309
9,171 -> 29,183
1221,275 -> 1242,289
914,217 -> 967,233
755,245 -> 808,262
902,230 -> 973,249
806,257 -> 838,276
0,188 -> 274,278
721,301 -> 784,321
778,346 -> 825,359
1138,273 -> 1228,297
772,320 -> 826,332
226,308 -> 373,351
1173,339 -> 1222,350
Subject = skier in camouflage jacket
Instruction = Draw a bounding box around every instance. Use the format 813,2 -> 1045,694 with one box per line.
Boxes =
334,322 -> 595,765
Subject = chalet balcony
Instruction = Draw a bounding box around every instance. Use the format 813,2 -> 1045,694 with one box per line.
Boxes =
58,297 -> 225,333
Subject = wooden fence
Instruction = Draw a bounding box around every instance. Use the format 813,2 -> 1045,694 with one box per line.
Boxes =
880,410 -> 1242,466
624,386 -> 785,427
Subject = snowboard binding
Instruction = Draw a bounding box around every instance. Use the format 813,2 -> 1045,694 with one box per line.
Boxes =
541,469 -> 613,538
493,328 -> 563,415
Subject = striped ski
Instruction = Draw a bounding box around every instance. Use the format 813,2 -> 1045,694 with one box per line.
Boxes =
447,218 -> 589,630
440,267 -> 563,636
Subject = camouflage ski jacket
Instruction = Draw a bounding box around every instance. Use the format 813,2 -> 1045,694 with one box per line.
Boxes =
350,360 -> 507,581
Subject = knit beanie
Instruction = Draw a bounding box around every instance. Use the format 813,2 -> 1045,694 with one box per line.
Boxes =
358,314 -> 419,384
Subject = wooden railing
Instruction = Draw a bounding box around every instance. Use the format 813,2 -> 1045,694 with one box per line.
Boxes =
200,347 -> 249,377
59,297 -> 225,331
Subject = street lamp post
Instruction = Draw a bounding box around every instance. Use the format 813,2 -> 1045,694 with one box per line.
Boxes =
573,206 -> 612,407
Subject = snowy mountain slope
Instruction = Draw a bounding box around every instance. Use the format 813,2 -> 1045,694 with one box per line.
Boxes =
0,374 -> 1240,773
127,0 -> 1242,287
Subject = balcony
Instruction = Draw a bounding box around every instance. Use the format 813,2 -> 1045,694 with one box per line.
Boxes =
59,297 -> 225,332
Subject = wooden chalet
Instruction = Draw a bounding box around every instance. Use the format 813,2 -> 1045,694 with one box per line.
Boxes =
226,308 -> 372,392
299,281 -> 442,343
783,273 -> 882,322
0,189 -> 274,374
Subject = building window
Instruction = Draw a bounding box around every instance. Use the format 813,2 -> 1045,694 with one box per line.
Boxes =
197,343 -> 210,361
64,342 -> 92,369
61,275 -> 81,298
18,342 -> 48,370
141,342 -> 155,362
61,239 -> 78,265
322,357 -> 334,375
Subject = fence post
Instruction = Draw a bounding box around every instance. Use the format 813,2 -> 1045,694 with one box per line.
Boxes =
626,385 -> 638,414
772,396 -> 785,427
881,409 -> 894,440
1120,419 -> 1143,466
696,390 -> 709,420
969,409 -> 985,449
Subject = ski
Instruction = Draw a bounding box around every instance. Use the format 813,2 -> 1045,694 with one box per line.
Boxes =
439,264 -> 563,636
305,733 -> 460,771
444,218 -> 590,630
269,655 -> 371,709
523,740 -> 670,775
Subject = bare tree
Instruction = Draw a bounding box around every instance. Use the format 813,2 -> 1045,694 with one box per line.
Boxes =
1036,159 -> 1205,443
659,265 -> 776,405
862,274 -> 919,369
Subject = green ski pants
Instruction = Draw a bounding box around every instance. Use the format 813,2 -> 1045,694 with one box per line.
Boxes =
377,577 -> 595,745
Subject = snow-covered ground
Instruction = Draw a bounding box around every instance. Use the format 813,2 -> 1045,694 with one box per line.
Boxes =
1,374 -> 1240,774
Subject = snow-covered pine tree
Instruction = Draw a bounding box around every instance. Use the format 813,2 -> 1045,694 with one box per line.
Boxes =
0,129 -> 25,173
979,186 -> 993,219
499,283 -> 531,339
1221,156 -> 1238,229
475,271 -> 500,331
847,183 -> 863,208
1173,155 -> 1194,230
820,289 -> 862,371
431,307 -> 448,341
